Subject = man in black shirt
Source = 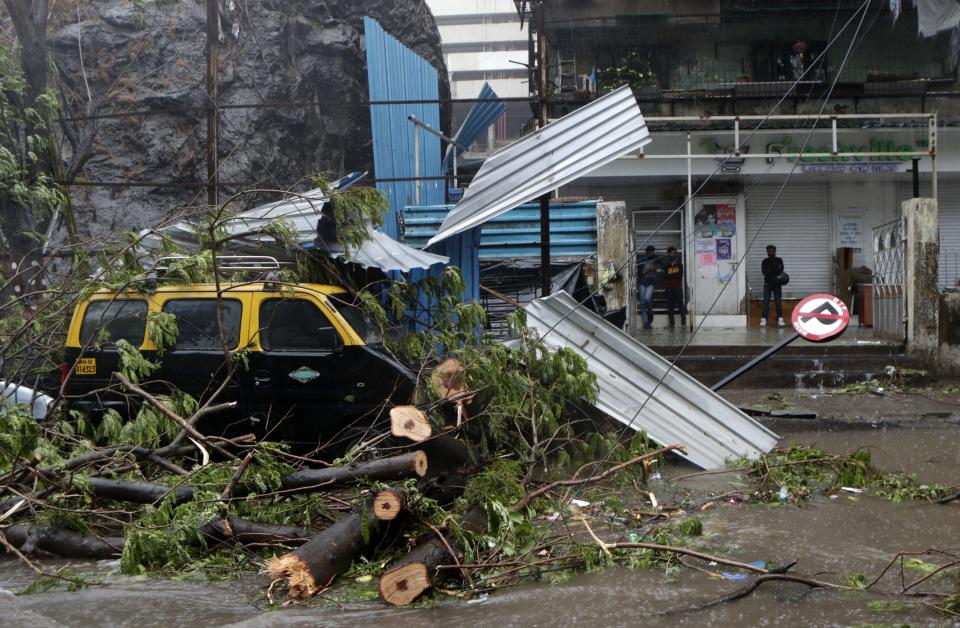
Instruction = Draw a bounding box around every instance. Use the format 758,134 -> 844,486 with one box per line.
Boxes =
761,244 -> 785,327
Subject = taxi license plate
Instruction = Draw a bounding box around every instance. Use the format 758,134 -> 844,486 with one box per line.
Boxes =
75,358 -> 97,375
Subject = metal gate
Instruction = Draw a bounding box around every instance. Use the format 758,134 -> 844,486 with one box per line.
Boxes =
872,219 -> 905,339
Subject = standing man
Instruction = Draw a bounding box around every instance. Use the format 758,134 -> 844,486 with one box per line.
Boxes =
637,245 -> 659,329
761,244 -> 785,327
664,246 -> 686,328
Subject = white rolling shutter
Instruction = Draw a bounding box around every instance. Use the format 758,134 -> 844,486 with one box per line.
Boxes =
897,180 -> 960,289
745,183 -> 831,299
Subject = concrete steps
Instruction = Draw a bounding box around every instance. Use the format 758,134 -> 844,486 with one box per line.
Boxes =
647,342 -> 923,390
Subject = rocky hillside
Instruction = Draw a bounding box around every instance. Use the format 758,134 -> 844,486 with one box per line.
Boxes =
46,0 -> 446,240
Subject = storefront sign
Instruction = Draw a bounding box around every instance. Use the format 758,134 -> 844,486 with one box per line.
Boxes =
762,136 -> 928,174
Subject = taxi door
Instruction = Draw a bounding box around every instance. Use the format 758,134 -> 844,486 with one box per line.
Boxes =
244,292 -> 349,439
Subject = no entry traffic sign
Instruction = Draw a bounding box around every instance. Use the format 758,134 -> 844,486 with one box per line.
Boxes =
791,293 -> 850,342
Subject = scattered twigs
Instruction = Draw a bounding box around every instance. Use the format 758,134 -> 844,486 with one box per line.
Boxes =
511,444 -> 684,512
937,489 -> 960,504
112,371 -> 237,460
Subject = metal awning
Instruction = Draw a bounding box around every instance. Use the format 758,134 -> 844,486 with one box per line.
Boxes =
523,291 -> 779,469
141,173 -> 448,273
308,229 -> 449,273
426,85 -> 651,246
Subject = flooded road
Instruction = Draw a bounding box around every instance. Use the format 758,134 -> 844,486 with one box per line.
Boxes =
3,426 -> 958,627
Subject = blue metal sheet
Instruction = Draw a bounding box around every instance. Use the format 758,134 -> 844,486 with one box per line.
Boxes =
402,201 -> 599,260
364,16 -> 444,236
442,82 -> 507,171
364,16 -> 478,301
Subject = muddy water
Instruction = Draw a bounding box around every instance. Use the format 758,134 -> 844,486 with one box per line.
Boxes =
2,427 -> 958,627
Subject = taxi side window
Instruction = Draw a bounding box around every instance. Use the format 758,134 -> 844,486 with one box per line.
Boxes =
163,299 -> 242,350
260,298 -> 339,351
79,300 -> 148,347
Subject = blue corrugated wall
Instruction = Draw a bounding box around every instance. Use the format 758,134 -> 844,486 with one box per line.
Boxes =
364,16 -> 479,301
402,201 -> 599,260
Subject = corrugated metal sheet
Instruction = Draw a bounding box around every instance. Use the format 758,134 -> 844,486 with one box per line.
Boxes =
307,230 -> 449,272
524,291 -> 779,469
364,16 -> 479,300
402,200 -> 598,259
442,82 -> 507,171
364,16 -> 444,237
142,174 -> 448,273
427,85 -> 652,246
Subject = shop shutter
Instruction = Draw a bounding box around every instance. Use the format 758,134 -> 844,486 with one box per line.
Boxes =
896,180 -> 960,290
745,183 -> 831,300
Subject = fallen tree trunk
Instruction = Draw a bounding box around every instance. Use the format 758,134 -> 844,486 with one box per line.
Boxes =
278,450 -> 427,495
379,505 -> 487,606
2,524 -> 123,559
83,477 -> 194,505
198,516 -> 319,546
267,494 -> 405,598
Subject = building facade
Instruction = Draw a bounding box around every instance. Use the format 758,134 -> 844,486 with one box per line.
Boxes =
425,0 -> 530,153
530,0 -> 959,327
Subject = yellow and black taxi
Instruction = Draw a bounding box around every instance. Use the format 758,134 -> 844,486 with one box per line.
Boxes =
62,282 -> 416,445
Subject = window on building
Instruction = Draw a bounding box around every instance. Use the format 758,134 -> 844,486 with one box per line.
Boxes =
752,40 -> 827,82
162,299 -> 242,350
79,300 -> 148,347
259,299 -> 340,351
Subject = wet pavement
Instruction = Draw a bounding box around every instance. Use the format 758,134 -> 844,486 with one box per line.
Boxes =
2,426 -> 958,627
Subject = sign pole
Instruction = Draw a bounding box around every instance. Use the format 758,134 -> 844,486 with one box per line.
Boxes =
713,292 -> 851,391
711,332 -> 800,391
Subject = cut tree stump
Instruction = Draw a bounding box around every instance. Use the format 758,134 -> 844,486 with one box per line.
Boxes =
390,406 -> 432,442
379,505 -> 487,605
267,494 -> 407,598
372,488 -> 405,521
278,451 -> 428,495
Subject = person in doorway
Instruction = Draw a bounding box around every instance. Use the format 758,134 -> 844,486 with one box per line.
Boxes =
637,245 -> 659,329
664,246 -> 686,328
761,244 -> 785,327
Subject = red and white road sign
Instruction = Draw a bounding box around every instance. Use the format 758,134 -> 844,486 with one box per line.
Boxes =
791,293 -> 850,342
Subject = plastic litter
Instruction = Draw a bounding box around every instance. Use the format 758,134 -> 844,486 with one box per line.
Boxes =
778,486 -> 789,501
721,572 -> 749,581
628,532 -> 639,543
749,560 -> 767,569
571,499 -> 591,508
840,487 -> 864,494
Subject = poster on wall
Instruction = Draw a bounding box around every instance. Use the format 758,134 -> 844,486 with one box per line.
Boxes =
695,238 -> 715,254
716,238 -> 732,260
838,213 -> 864,251
694,205 -> 718,237
716,204 -> 737,237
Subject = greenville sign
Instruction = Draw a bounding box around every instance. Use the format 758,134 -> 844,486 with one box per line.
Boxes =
765,136 -> 928,173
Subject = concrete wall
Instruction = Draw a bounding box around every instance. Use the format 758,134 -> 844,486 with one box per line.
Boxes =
903,198 -> 939,356
595,201 -> 630,312
939,292 -> 960,372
